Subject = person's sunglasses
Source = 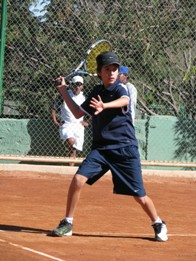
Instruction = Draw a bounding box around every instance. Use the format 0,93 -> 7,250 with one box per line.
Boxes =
73,82 -> 83,86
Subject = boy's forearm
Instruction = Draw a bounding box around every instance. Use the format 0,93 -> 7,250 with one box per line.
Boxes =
104,96 -> 129,109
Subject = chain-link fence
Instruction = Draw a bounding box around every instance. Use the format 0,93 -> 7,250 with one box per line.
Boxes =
0,0 -> 195,165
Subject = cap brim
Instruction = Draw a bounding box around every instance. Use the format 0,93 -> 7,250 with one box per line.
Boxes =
103,62 -> 120,67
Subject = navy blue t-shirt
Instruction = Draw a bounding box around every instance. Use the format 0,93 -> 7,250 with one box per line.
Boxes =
81,79 -> 138,149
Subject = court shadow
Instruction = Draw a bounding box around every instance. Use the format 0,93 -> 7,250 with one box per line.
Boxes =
0,224 -> 155,241
73,232 -> 154,241
0,224 -> 50,234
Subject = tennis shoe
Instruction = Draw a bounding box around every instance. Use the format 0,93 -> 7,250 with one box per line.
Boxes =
152,221 -> 168,242
51,219 -> 72,237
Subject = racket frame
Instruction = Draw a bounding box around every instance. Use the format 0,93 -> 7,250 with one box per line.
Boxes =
64,39 -> 112,79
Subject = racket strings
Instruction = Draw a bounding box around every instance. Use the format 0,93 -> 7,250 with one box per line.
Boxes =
85,41 -> 112,74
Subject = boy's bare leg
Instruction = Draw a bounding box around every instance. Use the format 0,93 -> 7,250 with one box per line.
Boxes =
134,195 -> 158,222
50,174 -> 87,237
66,174 -> 88,217
134,195 -> 168,241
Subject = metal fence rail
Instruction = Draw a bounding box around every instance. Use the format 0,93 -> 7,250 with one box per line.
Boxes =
0,0 -> 195,164
0,155 -> 196,168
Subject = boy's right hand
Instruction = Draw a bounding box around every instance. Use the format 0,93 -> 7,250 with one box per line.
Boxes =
54,76 -> 66,87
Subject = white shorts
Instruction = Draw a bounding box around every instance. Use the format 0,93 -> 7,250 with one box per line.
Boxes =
59,122 -> 85,151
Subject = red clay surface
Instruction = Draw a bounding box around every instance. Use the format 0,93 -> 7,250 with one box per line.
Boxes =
0,170 -> 196,261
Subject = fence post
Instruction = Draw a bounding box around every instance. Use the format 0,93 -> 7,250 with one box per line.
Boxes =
0,0 -> 7,115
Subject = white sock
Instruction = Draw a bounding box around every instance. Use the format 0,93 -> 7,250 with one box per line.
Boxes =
152,217 -> 162,225
64,217 -> 73,224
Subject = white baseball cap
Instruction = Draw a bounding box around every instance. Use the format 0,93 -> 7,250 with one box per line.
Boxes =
72,76 -> 84,84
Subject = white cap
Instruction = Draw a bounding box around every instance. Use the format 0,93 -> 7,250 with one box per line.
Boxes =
72,76 -> 84,84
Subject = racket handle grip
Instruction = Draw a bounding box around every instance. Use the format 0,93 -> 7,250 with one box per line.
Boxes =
56,79 -> 62,85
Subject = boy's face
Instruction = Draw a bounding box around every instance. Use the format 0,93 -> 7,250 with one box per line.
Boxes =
98,64 -> 119,87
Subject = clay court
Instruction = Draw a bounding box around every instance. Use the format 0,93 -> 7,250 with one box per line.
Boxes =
0,169 -> 196,261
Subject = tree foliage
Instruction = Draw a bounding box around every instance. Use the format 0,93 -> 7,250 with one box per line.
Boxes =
2,0 -> 196,119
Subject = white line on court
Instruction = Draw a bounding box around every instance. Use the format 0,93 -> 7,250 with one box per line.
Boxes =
0,238 -> 66,261
168,234 -> 196,237
73,231 -> 196,237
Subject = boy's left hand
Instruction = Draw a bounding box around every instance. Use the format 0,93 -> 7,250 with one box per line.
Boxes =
90,95 -> 104,115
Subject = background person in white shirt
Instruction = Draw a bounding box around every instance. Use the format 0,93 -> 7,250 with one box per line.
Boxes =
51,76 -> 88,165
118,66 -> 137,125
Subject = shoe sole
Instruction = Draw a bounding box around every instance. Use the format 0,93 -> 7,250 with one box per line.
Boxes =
54,230 -> 72,237
49,230 -> 72,237
156,235 -> 168,242
63,230 -> 72,236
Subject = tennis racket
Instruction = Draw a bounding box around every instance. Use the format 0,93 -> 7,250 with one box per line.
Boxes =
63,39 -> 112,79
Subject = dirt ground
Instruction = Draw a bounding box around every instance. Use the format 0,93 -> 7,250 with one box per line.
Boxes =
0,170 -> 196,261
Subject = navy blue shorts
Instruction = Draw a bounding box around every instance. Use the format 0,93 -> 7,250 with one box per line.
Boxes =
76,145 -> 146,197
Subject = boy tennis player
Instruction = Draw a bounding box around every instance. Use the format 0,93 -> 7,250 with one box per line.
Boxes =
51,51 -> 168,242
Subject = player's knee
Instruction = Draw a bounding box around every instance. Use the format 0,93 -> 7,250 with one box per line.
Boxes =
134,195 -> 147,205
72,174 -> 87,189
